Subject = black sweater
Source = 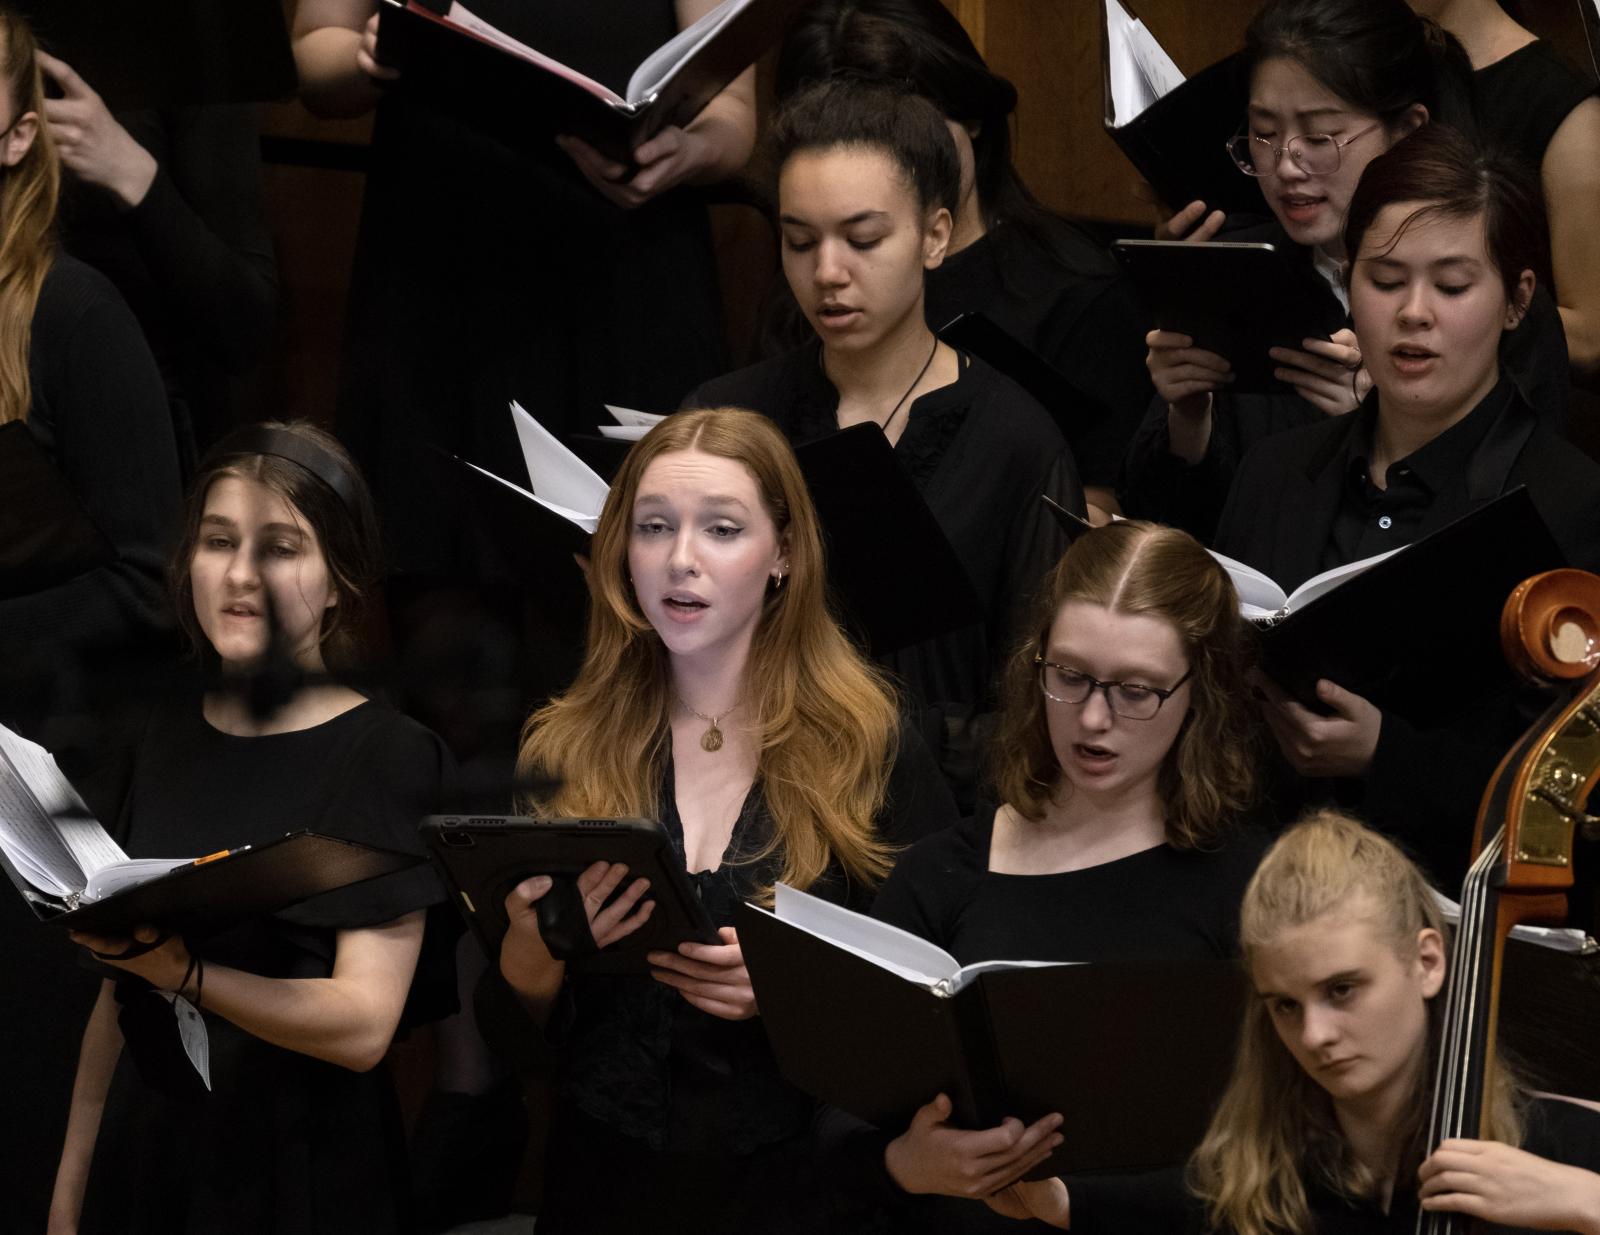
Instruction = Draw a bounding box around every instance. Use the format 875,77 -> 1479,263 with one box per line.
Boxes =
1,255 -> 182,710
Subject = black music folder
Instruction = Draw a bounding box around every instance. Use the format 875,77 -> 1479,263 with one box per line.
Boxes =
453,406 -> 983,656
0,421 -> 113,598
1100,0 -> 1258,216
795,424 -> 984,655
375,0 -> 807,163
739,886 -> 1244,1177
0,721 -> 421,937
936,312 -> 1112,446
1212,488 -> 1566,718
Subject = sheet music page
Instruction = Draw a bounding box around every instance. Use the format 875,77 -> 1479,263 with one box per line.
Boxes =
1105,0 -> 1183,125
463,458 -> 601,534
628,0 -> 748,104
773,883 -> 960,987
509,401 -> 610,521
0,725 -> 124,892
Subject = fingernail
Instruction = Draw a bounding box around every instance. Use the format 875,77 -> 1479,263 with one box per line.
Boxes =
526,875 -> 552,893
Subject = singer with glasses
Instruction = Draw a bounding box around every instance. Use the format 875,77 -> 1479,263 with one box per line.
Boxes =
1120,0 -> 1570,542
817,521 -> 1269,1234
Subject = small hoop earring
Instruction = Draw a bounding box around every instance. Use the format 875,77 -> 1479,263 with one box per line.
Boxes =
772,571 -> 787,590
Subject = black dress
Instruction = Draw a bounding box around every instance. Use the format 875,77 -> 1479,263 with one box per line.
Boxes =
1213,378 -> 1600,893
1066,1096 -> 1600,1235
822,804 -> 1268,1234
1473,41 -> 1597,183
921,219 -> 1155,491
78,697 -> 453,1235
338,0 -> 727,583
519,722 -> 959,1235
685,345 -> 1079,804
1118,218 -> 1571,542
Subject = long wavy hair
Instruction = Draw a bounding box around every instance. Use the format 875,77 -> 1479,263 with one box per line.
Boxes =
1189,811 -> 1524,1235
0,5 -> 59,425
989,521 -> 1257,849
517,408 -> 902,901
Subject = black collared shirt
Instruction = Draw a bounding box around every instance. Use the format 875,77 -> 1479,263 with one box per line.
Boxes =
1323,378 -> 1515,572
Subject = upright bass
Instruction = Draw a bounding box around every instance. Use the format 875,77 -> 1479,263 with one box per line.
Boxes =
1420,568 -> 1600,1234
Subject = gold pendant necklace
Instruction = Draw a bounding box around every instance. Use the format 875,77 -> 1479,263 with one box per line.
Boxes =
677,695 -> 738,753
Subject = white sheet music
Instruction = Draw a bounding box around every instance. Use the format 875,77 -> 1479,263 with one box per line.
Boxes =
1104,0 -> 1185,126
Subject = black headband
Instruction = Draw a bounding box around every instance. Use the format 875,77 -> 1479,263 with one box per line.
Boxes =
204,425 -> 360,510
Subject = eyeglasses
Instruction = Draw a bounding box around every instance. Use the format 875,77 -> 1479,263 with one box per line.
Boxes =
1034,656 -> 1192,721
1226,121 -> 1383,178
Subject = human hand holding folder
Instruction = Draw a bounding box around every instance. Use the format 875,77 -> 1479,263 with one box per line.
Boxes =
885,1092 -> 1063,1201
70,922 -> 192,991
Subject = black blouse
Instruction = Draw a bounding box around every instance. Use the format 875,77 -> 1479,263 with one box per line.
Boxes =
685,345 -> 1079,804
550,722 -> 959,1155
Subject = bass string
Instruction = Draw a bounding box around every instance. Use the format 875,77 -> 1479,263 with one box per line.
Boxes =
1417,828 -> 1503,1235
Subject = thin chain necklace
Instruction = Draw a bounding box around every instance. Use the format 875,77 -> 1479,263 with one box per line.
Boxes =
826,336 -> 940,439
676,693 -> 739,753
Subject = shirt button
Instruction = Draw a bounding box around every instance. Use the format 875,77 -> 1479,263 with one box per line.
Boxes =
1378,515 -> 1393,530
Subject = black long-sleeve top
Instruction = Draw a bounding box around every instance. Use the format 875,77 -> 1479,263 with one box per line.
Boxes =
59,104 -> 277,450
1213,378 -> 1600,893
1,255 -> 182,703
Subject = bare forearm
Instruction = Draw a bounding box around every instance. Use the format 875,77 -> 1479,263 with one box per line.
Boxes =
50,983 -> 123,1230
294,26 -> 385,118
1166,395 -> 1215,464
499,934 -> 566,1026
683,68 -> 756,183
1558,306 -> 1600,380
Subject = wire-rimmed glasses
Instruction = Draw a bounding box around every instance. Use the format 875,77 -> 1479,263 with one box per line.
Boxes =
1226,120 -> 1382,178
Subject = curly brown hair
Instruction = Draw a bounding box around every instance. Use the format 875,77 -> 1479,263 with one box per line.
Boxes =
989,521 -> 1258,848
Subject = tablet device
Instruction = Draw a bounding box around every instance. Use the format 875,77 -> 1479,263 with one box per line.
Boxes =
421,814 -> 719,974
1112,240 -> 1345,394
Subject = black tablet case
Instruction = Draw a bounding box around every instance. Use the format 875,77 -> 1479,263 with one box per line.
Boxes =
1099,2 -> 1259,218
739,902 -> 1245,1176
2,831 -> 419,938
422,814 -> 719,974
1112,239 -> 1347,393
375,0 -> 807,163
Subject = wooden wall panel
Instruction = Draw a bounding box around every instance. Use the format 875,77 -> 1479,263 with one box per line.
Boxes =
966,0 -> 1255,226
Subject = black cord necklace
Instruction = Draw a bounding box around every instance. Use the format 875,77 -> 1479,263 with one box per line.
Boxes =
879,336 -> 941,438
825,336 -> 941,439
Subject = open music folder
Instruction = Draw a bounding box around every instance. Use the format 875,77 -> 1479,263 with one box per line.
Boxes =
739,885 -> 1244,1177
0,723 -> 420,936
375,0 -> 807,162
1099,0 -> 1260,215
